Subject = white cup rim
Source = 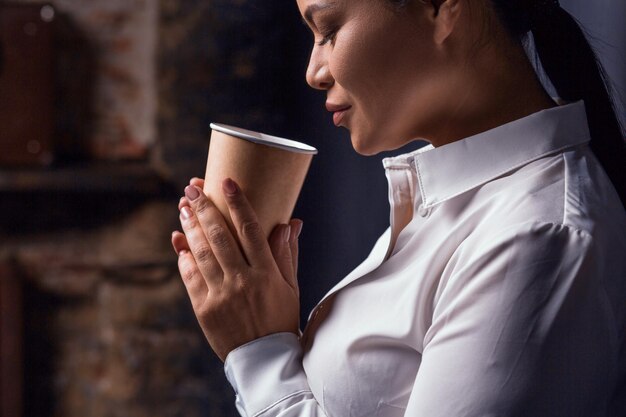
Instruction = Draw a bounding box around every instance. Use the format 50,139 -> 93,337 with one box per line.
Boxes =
210,123 -> 318,155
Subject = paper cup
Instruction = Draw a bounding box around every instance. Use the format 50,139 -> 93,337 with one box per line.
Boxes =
203,123 -> 317,240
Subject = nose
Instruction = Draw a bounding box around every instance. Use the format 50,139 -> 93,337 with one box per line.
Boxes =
305,47 -> 334,90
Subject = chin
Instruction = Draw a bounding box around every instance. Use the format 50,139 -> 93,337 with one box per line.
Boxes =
352,125 -> 423,155
350,131 -> 382,156
351,140 -> 379,156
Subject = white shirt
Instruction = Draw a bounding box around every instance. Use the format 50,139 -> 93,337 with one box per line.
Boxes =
224,101 -> 626,417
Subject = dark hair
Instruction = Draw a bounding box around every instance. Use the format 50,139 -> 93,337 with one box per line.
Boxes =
494,0 -> 626,209
391,0 -> 626,209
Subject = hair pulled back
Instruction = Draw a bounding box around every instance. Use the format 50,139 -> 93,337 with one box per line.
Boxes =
391,0 -> 626,208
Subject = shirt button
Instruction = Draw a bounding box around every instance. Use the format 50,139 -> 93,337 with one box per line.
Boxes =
417,206 -> 430,218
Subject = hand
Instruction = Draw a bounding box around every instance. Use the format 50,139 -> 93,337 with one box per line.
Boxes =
171,177 -> 303,361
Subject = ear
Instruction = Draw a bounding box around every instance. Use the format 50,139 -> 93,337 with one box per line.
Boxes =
428,0 -> 463,45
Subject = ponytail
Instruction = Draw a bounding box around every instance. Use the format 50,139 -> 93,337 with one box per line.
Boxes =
492,0 -> 626,208
532,7 -> 626,208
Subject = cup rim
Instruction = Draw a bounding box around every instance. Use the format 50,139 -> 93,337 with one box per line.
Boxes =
210,123 -> 318,155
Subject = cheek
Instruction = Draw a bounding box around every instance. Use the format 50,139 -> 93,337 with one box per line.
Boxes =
327,11 -> 444,151
330,25 -> 389,96
332,22 -> 431,113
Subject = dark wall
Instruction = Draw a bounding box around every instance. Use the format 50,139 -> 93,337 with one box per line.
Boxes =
561,0 -> 626,129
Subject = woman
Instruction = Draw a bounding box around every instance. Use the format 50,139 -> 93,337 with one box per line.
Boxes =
171,0 -> 626,415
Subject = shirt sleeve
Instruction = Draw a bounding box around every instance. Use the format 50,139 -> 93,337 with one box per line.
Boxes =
404,221 -> 616,416
224,333 -> 327,417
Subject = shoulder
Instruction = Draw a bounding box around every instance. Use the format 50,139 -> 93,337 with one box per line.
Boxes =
449,220 -> 593,282
469,144 -> 625,237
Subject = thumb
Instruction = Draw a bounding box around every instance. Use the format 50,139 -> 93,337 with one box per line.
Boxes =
269,223 -> 296,290
288,219 -> 302,281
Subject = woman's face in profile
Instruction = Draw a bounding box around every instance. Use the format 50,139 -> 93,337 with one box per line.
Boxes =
297,0 -> 445,154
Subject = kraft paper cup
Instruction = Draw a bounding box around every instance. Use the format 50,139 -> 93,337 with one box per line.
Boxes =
204,123 -> 318,240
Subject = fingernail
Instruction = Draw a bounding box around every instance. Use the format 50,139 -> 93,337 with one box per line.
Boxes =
185,185 -> 200,201
178,249 -> 189,256
289,222 -> 303,243
181,206 -> 193,220
283,225 -> 291,243
223,178 -> 238,196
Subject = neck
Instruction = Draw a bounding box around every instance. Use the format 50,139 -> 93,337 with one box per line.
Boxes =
425,42 -> 557,147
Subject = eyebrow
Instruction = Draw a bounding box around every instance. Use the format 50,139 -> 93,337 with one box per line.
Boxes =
302,2 -> 338,26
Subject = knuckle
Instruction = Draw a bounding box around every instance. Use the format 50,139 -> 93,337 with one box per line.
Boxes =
226,272 -> 250,293
194,244 -> 214,264
232,277 -> 255,300
208,225 -> 229,250
192,197 -> 211,216
178,256 -> 197,283
241,221 -> 264,243
233,271 -> 248,286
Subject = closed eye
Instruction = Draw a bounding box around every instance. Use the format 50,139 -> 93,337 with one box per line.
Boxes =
317,29 -> 337,46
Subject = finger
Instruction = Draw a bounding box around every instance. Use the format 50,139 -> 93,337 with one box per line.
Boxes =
288,219 -> 303,279
180,205 -> 224,288
183,185 -> 246,276
178,197 -> 190,211
221,178 -> 273,267
269,224 -> 294,286
177,247 -> 208,310
171,230 -> 190,255
190,177 -> 204,188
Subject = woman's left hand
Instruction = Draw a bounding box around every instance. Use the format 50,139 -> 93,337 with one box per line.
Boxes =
171,177 -> 302,362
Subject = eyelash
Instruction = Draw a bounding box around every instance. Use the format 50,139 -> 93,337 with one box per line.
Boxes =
317,29 -> 337,46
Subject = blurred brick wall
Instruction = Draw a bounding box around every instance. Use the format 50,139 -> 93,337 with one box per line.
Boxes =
12,0 -> 158,160
1,0 -> 305,416
10,202 -> 236,417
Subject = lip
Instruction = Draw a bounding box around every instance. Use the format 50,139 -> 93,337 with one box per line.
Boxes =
326,103 -> 352,126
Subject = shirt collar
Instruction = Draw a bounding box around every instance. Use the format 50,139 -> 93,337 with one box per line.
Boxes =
382,100 -> 591,209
